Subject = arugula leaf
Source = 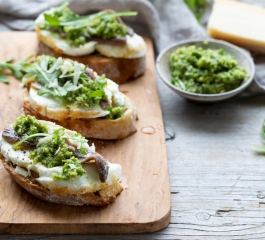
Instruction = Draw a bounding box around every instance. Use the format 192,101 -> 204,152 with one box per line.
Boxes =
0,72 -> 8,83
60,11 -> 138,27
37,82 -> 77,98
37,85 -> 59,97
33,56 -> 85,98
0,55 -> 34,84
34,63 -> 57,85
44,13 -> 61,27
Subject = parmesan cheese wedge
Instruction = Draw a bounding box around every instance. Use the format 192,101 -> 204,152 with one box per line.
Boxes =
207,0 -> 265,53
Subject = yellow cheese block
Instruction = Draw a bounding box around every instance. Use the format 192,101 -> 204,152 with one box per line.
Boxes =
207,0 -> 265,53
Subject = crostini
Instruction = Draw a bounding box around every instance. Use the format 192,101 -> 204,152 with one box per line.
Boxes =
0,115 -> 123,206
22,55 -> 137,140
35,2 -> 147,83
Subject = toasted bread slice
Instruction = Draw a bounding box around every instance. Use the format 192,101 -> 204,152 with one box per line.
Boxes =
24,93 -> 137,140
35,5 -> 147,84
0,119 -> 123,206
22,55 -> 138,140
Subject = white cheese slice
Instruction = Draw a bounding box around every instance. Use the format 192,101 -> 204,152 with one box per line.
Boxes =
96,33 -> 147,58
14,166 -> 29,177
28,79 -> 124,121
39,30 -> 97,57
104,78 -> 125,106
36,162 -> 121,193
208,0 -> 265,53
0,142 -> 32,167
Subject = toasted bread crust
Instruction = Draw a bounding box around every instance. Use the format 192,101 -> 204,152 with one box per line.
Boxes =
23,94 -> 137,140
37,37 -> 146,84
0,153 -> 123,206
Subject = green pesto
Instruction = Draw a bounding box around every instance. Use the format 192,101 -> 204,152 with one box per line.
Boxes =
53,157 -> 86,181
42,4 -> 127,47
29,129 -> 86,180
170,45 -> 248,94
13,114 -> 48,136
30,131 -> 73,168
87,16 -> 127,40
63,75 -> 108,108
108,106 -> 125,119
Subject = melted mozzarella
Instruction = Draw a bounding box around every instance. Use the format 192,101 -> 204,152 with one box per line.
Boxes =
40,30 -> 97,57
29,88 -> 110,119
105,79 -> 125,106
36,162 -> 121,193
14,166 -> 29,177
96,34 -> 147,58
0,142 -> 32,167
0,124 -> 121,193
28,79 -> 124,120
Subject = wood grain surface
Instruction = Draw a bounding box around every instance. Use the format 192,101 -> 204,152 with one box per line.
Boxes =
2,31 -> 265,240
0,32 -> 171,234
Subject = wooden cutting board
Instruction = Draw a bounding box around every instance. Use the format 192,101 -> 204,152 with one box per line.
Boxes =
0,32 -> 171,234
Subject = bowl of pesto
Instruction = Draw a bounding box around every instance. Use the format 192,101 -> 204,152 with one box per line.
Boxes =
156,39 -> 255,103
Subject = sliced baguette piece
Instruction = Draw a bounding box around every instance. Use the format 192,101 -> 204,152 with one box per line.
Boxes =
22,55 -> 138,140
23,93 -> 137,140
37,39 -> 146,84
0,119 -> 123,206
35,5 -> 147,84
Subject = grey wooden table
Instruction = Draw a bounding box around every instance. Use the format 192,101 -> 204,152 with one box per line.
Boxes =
1,78 -> 265,239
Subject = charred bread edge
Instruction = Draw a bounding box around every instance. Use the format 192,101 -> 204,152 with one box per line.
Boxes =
23,94 -> 138,140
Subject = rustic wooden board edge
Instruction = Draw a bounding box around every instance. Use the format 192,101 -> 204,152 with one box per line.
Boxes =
0,207 -> 171,234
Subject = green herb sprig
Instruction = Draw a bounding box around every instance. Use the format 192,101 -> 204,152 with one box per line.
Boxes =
184,0 -> 208,21
0,55 -> 34,84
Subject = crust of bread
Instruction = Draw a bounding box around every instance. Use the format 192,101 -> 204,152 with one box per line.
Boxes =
0,153 -> 123,206
23,93 -> 138,140
36,30 -> 146,84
